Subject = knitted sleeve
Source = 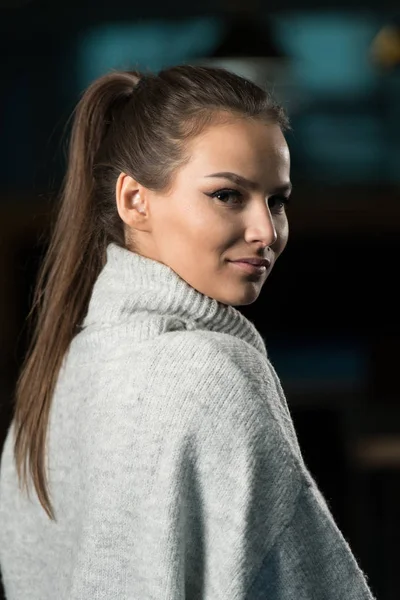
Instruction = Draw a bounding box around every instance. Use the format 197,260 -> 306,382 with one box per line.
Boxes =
245,480 -> 377,600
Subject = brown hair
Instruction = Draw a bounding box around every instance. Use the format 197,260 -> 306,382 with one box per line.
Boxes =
12,64 -> 289,521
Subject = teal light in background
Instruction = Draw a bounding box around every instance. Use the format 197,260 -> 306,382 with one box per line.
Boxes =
76,18 -> 225,90
271,10 -> 378,99
269,10 -> 399,182
295,113 -> 385,183
386,71 -> 400,183
269,339 -> 367,389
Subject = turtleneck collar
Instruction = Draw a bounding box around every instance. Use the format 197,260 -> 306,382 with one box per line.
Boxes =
79,242 -> 267,357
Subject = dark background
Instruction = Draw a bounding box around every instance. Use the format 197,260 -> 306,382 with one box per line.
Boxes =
1,0 -> 400,598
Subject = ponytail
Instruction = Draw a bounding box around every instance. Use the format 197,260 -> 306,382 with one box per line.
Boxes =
12,71 -> 141,521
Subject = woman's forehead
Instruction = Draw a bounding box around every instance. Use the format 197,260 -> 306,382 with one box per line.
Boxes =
181,120 -> 290,182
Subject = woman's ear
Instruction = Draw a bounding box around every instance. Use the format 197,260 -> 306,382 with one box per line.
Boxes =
116,173 -> 148,226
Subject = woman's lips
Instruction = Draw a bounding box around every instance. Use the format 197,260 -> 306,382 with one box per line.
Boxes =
229,260 -> 269,275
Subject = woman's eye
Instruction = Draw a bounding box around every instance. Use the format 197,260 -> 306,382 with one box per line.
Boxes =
208,189 -> 290,210
268,196 -> 290,211
209,189 -> 243,205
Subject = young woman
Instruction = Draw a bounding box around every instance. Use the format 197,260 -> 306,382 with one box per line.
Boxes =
0,66 -> 376,599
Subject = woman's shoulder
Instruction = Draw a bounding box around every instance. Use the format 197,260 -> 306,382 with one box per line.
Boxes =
142,329 -> 278,428
153,328 -> 266,373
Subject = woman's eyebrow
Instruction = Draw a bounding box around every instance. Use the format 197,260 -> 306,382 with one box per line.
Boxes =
205,172 -> 258,190
271,182 -> 293,196
205,172 -> 292,195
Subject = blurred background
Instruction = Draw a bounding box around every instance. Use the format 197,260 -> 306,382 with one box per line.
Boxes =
1,0 -> 399,597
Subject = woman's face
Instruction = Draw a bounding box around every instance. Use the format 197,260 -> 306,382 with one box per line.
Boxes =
117,116 -> 291,306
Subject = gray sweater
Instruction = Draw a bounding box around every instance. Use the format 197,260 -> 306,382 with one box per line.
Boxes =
0,242 -> 376,599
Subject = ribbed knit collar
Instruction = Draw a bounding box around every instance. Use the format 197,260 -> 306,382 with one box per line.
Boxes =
80,242 -> 267,357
